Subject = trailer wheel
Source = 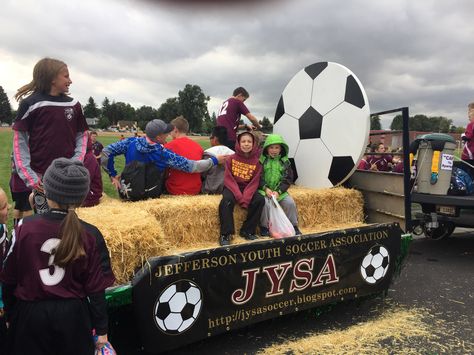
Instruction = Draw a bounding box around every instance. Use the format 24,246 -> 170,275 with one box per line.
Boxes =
423,222 -> 456,240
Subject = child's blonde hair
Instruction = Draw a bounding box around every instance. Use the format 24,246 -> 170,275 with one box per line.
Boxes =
15,57 -> 67,101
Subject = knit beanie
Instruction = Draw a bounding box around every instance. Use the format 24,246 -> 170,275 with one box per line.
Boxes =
43,158 -> 90,205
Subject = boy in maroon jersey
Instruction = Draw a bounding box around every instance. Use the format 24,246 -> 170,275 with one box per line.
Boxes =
216,87 -> 262,149
164,116 -> 204,195
12,57 -> 89,214
0,158 -> 115,354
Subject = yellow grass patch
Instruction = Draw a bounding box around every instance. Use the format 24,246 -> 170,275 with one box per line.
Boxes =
78,186 -> 364,284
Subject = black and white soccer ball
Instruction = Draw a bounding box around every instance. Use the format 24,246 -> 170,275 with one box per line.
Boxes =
360,245 -> 390,284
154,280 -> 203,334
274,62 -> 370,188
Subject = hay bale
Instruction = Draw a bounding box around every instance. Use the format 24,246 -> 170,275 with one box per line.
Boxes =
78,186 -> 364,284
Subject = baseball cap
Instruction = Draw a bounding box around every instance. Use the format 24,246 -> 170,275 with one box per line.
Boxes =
145,119 -> 174,142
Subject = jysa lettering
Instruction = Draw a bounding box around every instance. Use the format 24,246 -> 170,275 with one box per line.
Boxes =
231,254 -> 339,305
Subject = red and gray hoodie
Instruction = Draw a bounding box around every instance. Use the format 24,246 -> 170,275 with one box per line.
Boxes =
223,132 -> 262,208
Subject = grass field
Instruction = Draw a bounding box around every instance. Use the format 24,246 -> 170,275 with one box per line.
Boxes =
0,128 -> 210,229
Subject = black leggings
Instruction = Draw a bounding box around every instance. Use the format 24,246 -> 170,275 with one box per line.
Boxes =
219,187 -> 265,235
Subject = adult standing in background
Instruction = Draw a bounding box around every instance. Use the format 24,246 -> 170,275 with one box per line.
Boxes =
216,87 -> 261,150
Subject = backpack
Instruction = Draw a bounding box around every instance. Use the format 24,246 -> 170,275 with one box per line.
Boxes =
119,160 -> 163,201
448,167 -> 474,196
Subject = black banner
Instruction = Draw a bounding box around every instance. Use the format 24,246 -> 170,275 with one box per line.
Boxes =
132,223 -> 402,353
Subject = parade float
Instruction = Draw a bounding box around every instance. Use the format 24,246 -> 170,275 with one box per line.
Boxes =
78,62 -> 412,353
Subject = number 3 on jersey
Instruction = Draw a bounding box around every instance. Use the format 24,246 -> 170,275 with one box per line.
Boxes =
39,238 -> 65,286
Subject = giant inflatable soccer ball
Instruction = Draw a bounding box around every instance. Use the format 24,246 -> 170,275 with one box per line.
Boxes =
273,62 -> 370,188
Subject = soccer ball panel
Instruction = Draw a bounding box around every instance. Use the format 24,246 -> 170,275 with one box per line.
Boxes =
328,156 -> 355,186
186,286 -> 201,305
361,254 -> 372,268
273,113 -> 300,158
311,63 -> 349,116
299,107 -> 323,140
373,267 -> 384,280
193,299 -> 202,319
304,62 -> 328,80
178,318 -> 195,333
321,101 -> 369,159
160,284 -> 176,303
164,313 -> 184,331
281,69 -> 313,118
293,139 -> 333,188
372,254 -> 384,268
345,75 -> 366,108
169,292 -> 187,312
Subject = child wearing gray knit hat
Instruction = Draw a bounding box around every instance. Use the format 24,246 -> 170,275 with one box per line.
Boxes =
43,158 -> 90,206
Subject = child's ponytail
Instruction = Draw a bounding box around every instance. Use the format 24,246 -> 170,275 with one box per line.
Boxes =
54,207 -> 85,268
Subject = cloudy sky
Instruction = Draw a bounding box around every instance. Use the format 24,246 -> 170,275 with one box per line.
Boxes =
1,0 -> 473,128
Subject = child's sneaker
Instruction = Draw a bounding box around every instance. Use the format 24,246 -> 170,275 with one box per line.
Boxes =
293,226 -> 302,235
259,226 -> 270,237
240,230 -> 258,241
219,234 -> 232,246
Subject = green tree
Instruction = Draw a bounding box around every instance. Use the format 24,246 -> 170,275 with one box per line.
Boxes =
259,116 -> 273,133
157,98 -> 180,123
98,115 -> 110,129
370,115 -> 381,130
114,102 -> 135,121
101,97 -> 112,126
178,84 -> 210,132
83,96 -> 101,118
390,114 -> 453,133
136,105 -> 159,131
0,86 -> 13,124
202,111 -> 217,134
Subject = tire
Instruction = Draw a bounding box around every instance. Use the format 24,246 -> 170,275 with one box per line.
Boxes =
423,222 -> 456,240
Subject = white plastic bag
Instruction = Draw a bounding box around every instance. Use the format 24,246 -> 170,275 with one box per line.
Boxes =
268,195 -> 296,238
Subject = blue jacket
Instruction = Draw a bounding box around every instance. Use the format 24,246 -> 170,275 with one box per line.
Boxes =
102,137 -> 217,177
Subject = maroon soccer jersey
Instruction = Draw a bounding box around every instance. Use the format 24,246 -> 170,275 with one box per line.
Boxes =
216,97 -> 250,142
13,92 -> 89,177
0,210 -> 115,300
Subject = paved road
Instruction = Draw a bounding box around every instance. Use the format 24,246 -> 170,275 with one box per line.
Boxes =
165,230 -> 474,354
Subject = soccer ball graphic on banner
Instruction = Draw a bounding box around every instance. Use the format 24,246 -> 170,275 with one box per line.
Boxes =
154,280 -> 203,334
360,245 -> 390,284
273,62 -> 370,188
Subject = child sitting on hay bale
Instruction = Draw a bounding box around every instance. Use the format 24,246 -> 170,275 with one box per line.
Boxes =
258,134 -> 301,236
101,119 -> 225,201
202,126 -> 234,194
219,131 -> 264,246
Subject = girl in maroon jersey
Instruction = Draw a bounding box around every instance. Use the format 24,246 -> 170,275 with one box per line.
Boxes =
12,57 -> 89,215
0,158 -> 115,355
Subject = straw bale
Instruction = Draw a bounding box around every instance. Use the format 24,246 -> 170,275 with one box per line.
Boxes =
259,307 -> 437,355
78,186 -> 364,284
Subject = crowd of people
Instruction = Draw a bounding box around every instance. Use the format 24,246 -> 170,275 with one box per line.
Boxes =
357,142 -> 404,173
0,57 -> 301,354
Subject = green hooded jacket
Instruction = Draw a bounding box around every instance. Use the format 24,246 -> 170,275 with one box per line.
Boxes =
258,134 -> 293,201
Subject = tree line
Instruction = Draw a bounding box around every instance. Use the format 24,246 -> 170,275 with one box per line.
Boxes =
0,84 -> 463,133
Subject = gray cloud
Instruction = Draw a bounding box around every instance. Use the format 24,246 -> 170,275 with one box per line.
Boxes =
1,0 -> 473,127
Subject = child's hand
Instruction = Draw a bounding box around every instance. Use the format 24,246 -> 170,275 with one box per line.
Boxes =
0,308 -> 4,318
265,188 -> 273,198
110,175 -> 121,189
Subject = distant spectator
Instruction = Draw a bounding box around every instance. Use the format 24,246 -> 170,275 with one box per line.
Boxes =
82,135 -> 103,207
367,143 -> 393,171
357,146 -> 372,170
90,131 -> 104,164
164,116 -> 204,195
391,155 -> 404,173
